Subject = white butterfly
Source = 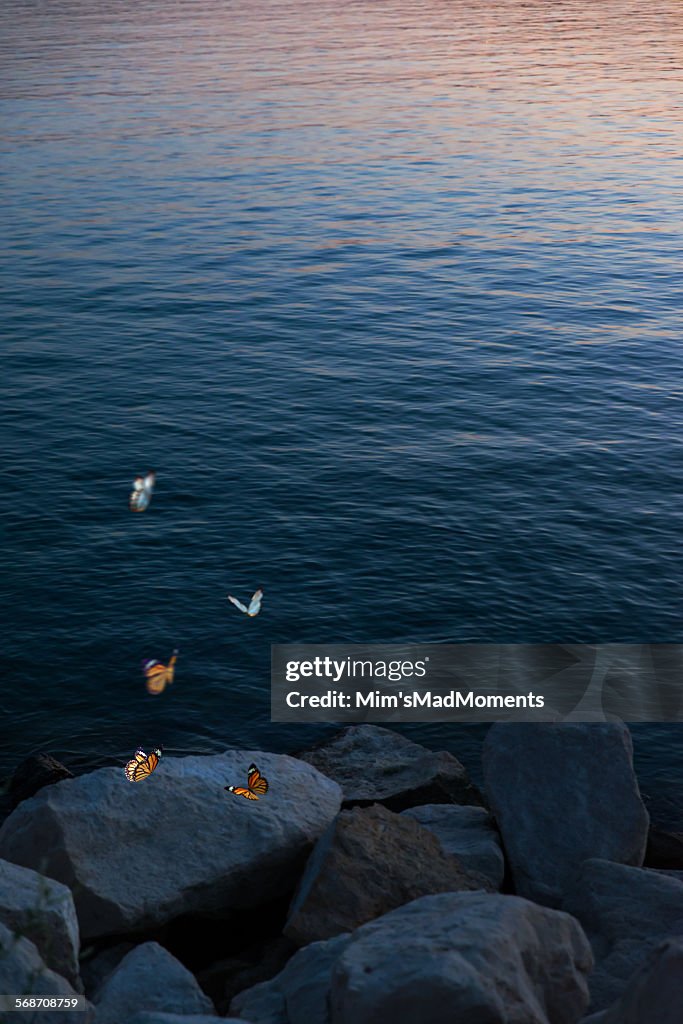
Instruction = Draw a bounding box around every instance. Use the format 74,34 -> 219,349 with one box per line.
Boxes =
227,589 -> 263,617
129,471 -> 156,512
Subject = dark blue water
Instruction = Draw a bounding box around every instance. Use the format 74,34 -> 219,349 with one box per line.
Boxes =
1,1 -> 682,813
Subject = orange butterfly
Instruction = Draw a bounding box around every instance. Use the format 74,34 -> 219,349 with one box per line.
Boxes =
225,763 -> 269,800
124,747 -> 162,782
142,650 -> 178,695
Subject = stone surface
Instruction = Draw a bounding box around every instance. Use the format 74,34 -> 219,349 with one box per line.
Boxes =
401,803 -> 505,889
284,804 -> 493,946
329,892 -> 592,1024
9,753 -> 73,810
80,941 -> 135,999
0,920 -> 90,1024
483,722 -> 649,906
94,942 -> 214,1024
0,750 -> 341,940
297,725 -> 483,810
0,857 -> 81,989
563,858 -> 683,1012
582,938 -> 683,1024
231,933 -> 352,1024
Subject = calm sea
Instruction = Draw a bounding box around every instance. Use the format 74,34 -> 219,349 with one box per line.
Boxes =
1,1 -> 682,820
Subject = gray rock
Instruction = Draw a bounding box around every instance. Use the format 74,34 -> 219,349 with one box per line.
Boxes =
0,750 -> 341,940
401,804 -> 505,889
0,920 -> 91,1024
330,892 -> 592,1024
297,726 -> 483,810
230,934 -> 352,1024
9,754 -> 73,810
284,804 -> 493,946
79,941 -> 135,999
563,858 -> 683,1012
0,858 -> 81,989
582,938 -> 683,1024
483,723 -> 649,906
94,942 -> 213,1024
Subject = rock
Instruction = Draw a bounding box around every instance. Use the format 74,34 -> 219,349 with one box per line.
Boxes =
0,920 -> 91,1024
401,804 -> 505,889
131,1016 -> 237,1024
9,753 -> 73,810
645,826 -> 683,869
94,942 -> 214,1024
562,858 -> 683,1012
284,804 -> 493,946
297,726 -> 483,810
230,933 -> 352,1024
0,857 -> 81,989
483,723 -> 649,906
330,892 -> 592,1024
0,750 -> 341,940
582,937 -> 683,1024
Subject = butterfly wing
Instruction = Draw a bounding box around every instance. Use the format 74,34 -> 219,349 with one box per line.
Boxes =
247,763 -> 269,796
143,472 -> 156,491
124,747 -> 161,781
247,590 -> 263,616
225,785 -> 259,800
228,595 -> 249,614
124,748 -> 148,782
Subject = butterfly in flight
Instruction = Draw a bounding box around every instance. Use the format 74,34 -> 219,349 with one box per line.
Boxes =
129,471 -> 156,512
227,589 -> 263,617
142,650 -> 178,695
124,747 -> 162,782
225,763 -> 269,800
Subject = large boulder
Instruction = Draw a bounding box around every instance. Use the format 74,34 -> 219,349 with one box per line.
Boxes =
94,943 -> 214,1024
0,858 -> 80,989
330,893 -> 592,1024
284,804 -> 492,946
0,751 -> 341,940
401,804 -> 505,889
0,920 -> 90,1024
483,723 -> 649,906
297,726 -> 483,810
582,937 -> 683,1024
231,934 -> 352,1024
563,858 -> 683,1012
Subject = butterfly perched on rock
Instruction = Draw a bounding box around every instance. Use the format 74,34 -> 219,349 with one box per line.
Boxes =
225,763 -> 269,800
124,747 -> 162,782
142,650 -> 178,695
227,589 -> 263,617
129,471 -> 156,512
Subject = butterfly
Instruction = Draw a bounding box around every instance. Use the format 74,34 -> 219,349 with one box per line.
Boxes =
227,589 -> 263,617
129,471 -> 156,512
142,650 -> 178,695
124,747 -> 162,782
225,763 -> 269,800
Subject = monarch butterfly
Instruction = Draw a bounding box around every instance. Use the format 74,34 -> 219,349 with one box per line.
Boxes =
227,589 -> 263,617
225,763 -> 269,800
142,650 -> 178,695
129,471 -> 156,512
124,747 -> 162,782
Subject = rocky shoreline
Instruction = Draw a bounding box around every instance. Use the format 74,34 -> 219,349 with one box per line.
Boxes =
0,723 -> 681,1023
